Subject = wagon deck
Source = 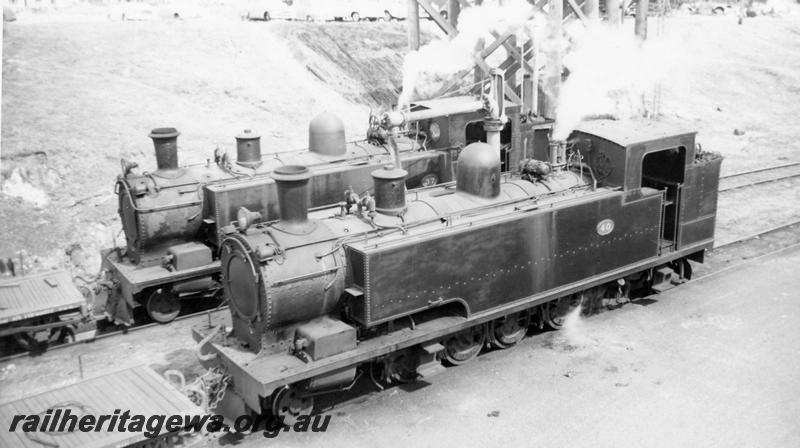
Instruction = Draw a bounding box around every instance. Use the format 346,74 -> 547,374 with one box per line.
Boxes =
0,271 -> 86,326
0,365 -> 205,448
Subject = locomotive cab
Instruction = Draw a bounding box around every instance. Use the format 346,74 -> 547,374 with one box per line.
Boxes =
571,120 -> 723,254
409,96 -> 553,173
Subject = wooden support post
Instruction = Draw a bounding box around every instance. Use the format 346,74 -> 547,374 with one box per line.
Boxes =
544,0 -> 563,119
506,35 -> 519,95
522,73 -> 534,115
635,0 -> 649,39
408,0 -> 420,50
448,0 -> 461,29
606,0 -> 621,25
584,0 -> 600,19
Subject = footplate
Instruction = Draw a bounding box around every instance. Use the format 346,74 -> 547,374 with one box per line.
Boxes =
417,342 -> 446,379
651,266 -> 679,293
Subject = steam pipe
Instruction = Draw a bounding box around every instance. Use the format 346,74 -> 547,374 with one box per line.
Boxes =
382,66 -> 505,131
489,68 -> 505,121
549,140 -> 567,171
522,73 -> 534,116
483,68 -> 506,153
484,120 -> 504,153
381,100 -> 485,130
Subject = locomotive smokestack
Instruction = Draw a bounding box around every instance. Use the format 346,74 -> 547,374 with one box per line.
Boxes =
149,127 -> 180,171
235,129 -> 262,168
272,165 -> 312,225
372,164 -> 408,216
309,112 -> 346,156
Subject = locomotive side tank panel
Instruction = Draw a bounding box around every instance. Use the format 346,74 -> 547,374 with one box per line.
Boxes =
202,151 -> 448,248
118,167 -> 224,264
346,190 -> 663,327
309,151 -> 447,206
203,178 -> 279,247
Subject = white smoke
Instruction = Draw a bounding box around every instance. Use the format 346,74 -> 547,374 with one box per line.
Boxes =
398,0 -> 684,139
551,22 -> 682,140
398,0 -> 548,108
561,304 -> 595,348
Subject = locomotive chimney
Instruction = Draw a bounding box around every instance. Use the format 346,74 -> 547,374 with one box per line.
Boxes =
309,112 -> 346,156
456,142 -> 501,199
272,165 -> 312,225
371,164 -> 408,216
235,129 -> 262,168
149,127 -> 180,171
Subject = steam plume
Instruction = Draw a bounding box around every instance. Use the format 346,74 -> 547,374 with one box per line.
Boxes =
398,0 -> 546,109
550,22 -> 681,140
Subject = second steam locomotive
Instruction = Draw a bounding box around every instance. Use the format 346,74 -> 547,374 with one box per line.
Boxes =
99,76 -> 553,325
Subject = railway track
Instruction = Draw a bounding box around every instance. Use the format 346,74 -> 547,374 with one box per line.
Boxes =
718,161 -> 800,192
0,301 -> 229,363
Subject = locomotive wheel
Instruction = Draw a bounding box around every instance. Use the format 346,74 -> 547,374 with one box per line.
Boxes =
57,327 -> 76,344
488,311 -> 530,349
146,289 -> 181,323
671,258 -> 693,281
442,324 -> 486,365
13,332 -> 37,351
383,350 -> 419,384
271,386 -> 314,426
600,282 -> 630,309
541,296 -> 579,330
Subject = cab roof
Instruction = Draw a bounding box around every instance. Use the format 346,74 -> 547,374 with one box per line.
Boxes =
574,118 -> 697,147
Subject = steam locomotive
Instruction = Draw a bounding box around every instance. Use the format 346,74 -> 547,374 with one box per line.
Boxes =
98,86 -> 554,325
193,115 -> 722,423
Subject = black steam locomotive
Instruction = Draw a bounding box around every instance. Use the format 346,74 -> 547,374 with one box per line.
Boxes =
98,88 -> 554,325
193,117 -> 722,423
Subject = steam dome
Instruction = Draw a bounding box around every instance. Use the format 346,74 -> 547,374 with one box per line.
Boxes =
309,112 -> 346,156
456,142 -> 500,198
